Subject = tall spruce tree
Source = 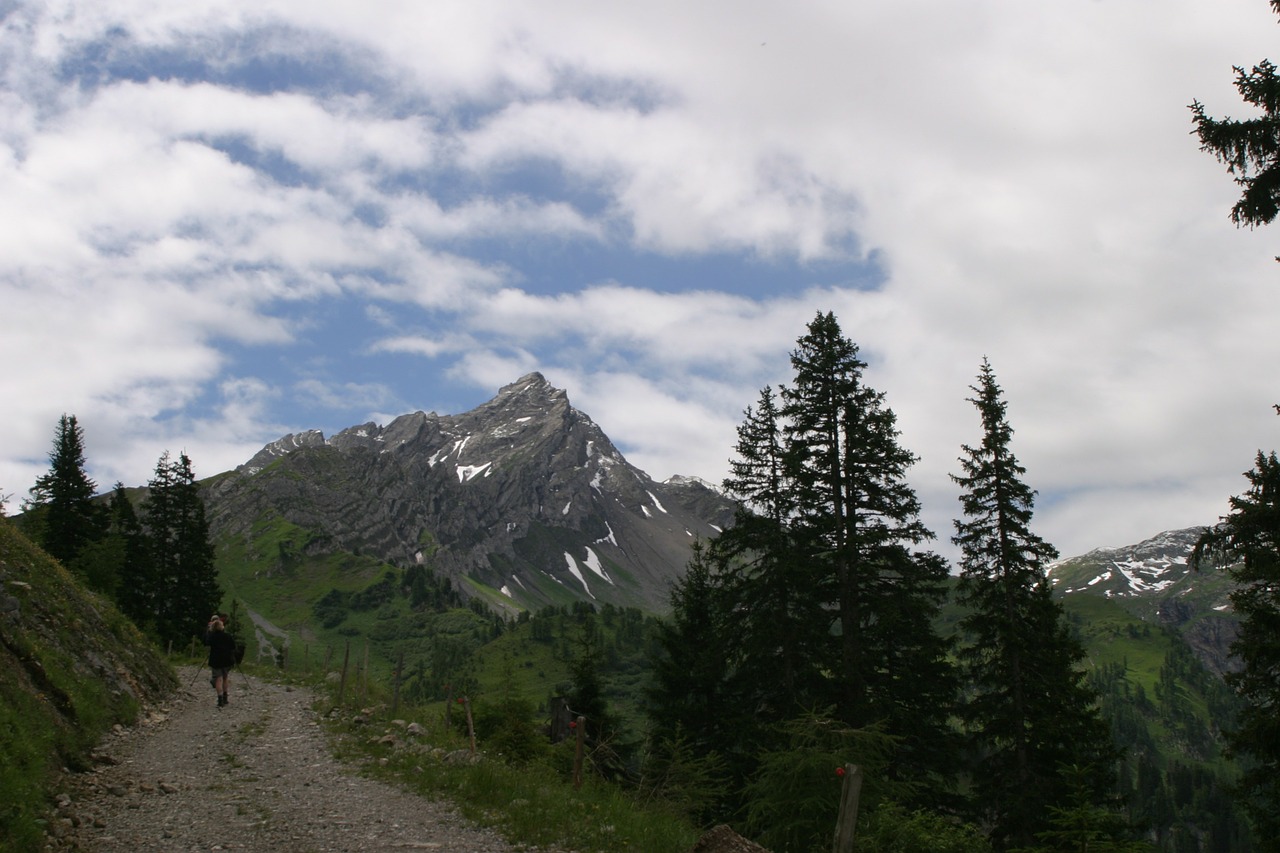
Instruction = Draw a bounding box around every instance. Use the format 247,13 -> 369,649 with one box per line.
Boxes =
142,451 -> 220,646
1192,449 -> 1280,851
780,312 -> 957,791
651,312 -> 960,812
716,386 -> 829,716
951,359 -> 1115,850
646,541 -> 748,756
110,482 -> 157,627
30,414 -> 104,567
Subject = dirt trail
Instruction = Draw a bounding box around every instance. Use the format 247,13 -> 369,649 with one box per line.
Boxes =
48,667 -> 538,852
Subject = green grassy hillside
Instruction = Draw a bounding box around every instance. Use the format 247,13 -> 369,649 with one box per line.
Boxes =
1063,595 -> 1249,849
0,520 -> 175,850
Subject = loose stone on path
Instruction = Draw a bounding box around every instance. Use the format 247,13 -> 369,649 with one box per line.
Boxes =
48,668 -> 539,853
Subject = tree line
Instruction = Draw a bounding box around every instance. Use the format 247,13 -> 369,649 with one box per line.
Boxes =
646,310 -> 1278,851
17,414 -> 220,648
646,312 -> 1136,851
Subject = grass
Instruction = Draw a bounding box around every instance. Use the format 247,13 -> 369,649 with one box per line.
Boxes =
0,520 -> 175,851
314,676 -> 700,853
216,516 -> 398,634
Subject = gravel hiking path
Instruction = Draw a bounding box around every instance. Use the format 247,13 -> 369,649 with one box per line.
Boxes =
47,667 -> 551,852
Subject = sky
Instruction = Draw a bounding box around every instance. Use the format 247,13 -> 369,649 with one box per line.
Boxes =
3,0 -> 1280,563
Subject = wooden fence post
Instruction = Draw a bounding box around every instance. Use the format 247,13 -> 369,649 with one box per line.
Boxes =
391,650 -> 404,717
463,696 -> 476,753
572,715 -> 586,789
338,640 -> 350,707
832,763 -> 863,853
360,640 -> 370,705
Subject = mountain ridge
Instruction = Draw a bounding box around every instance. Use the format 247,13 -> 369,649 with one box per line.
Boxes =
1049,526 -> 1239,676
206,372 -> 737,615
207,372 -> 1245,676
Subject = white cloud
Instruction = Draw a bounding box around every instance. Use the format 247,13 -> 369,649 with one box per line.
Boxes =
292,379 -> 396,413
3,0 -> 1280,564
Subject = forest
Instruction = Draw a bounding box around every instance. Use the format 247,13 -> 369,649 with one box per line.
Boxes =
16,311 -> 1280,852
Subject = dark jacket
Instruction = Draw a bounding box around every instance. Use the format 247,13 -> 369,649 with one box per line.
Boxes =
204,628 -> 238,669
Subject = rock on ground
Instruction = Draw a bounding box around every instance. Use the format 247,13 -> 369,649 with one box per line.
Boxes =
46,667 -> 545,852
688,824 -> 772,853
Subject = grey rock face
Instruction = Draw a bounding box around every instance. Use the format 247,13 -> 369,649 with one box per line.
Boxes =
206,373 -> 736,613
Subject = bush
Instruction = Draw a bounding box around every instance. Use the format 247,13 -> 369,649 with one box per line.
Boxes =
472,695 -> 547,765
857,802 -> 992,853
742,711 -> 902,853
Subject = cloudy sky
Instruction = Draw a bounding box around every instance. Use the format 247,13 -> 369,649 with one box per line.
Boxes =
3,0 -> 1279,561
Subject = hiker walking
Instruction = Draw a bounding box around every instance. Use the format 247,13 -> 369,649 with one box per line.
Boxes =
204,614 -> 237,707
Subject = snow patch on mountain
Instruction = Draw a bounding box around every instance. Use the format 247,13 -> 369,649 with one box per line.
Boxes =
583,547 -> 612,583
665,474 -> 726,494
596,523 -> 618,548
1048,528 -> 1208,597
564,553 -> 595,599
457,462 -> 492,482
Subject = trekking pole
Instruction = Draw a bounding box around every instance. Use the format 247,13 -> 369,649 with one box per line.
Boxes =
187,662 -> 208,688
233,661 -> 253,695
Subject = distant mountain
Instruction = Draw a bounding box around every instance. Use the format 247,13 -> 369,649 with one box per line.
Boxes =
1048,527 -> 1240,676
204,373 -> 737,615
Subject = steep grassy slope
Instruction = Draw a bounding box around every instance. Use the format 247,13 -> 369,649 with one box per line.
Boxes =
0,519 -> 175,849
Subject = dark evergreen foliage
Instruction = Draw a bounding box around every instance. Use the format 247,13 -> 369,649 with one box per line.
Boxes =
66,482 -> 144,597
715,386 -> 829,717
779,313 -> 957,792
649,311 -> 960,825
1020,764 -> 1153,853
30,414 -> 104,568
566,610 -> 616,752
1189,2 -> 1280,242
951,360 -> 1119,850
646,542 -> 737,757
141,451 -> 221,647
112,482 -> 158,630
1192,450 -> 1280,852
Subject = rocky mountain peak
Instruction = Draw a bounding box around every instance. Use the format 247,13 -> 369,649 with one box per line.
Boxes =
237,429 -> 327,475
497,371 -> 562,401
1048,527 -> 1209,597
207,375 -> 737,613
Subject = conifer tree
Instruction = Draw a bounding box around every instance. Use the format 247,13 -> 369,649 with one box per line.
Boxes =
647,541 -> 738,756
30,414 -> 104,567
142,451 -> 220,646
1192,449 -> 1280,852
651,311 -> 960,811
952,359 -> 1115,850
780,312 -> 957,789
111,482 -> 157,627
1189,1 -> 1280,231
716,386 -> 828,715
